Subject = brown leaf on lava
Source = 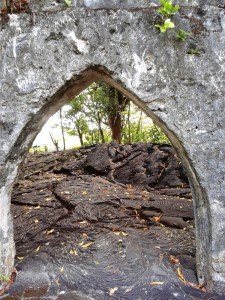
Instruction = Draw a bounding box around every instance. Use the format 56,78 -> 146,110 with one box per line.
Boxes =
153,215 -> 162,222
16,256 -> 25,260
177,267 -> 187,284
79,242 -> 94,248
70,249 -> 78,256
150,281 -> 164,285
176,267 -> 207,292
35,245 -> 40,252
59,266 -> 64,272
109,287 -> 118,296
188,282 -> 207,292
113,231 -> 128,236
169,255 -> 180,265
46,229 -> 54,235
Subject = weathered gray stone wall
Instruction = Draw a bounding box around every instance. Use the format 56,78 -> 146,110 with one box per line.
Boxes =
28,0 -> 225,11
0,0 -> 225,294
71,0 -> 225,8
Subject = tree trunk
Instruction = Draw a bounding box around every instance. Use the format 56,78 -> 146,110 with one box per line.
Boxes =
109,113 -> 122,144
59,109 -> 66,150
108,88 -> 129,144
127,101 -> 131,143
136,111 -> 143,141
97,113 -> 105,143
49,132 -> 59,152
77,128 -> 84,147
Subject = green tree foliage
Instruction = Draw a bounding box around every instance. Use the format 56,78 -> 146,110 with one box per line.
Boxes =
63,83 -> 170,147
65,83 -> 129,144
65,94 -> 89,146
148,126 -> 170,144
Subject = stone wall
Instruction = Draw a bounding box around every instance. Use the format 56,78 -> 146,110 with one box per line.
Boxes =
0,0 -> 225,294
71,0 -> 225,7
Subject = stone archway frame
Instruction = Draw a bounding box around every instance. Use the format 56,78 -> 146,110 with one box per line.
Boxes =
0,4 -> 225,294
2,67 -> 209,290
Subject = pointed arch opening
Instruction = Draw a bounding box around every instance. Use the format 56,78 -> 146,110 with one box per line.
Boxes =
3,67 -> 211,298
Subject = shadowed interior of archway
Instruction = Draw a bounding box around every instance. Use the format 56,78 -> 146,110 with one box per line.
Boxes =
5,68 -> 213,299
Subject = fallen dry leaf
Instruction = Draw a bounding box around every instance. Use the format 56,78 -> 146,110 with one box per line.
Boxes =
81,242 -> 94,248
47,229 -> 54,235
177,267 -> 187,284
70,249 -> 78,256
35,245 -> 40,252
176,268 -> 207,292
113,231 -> 128,236
54,278 -> 60,286
16,256 -> 25,260
45,197 -> 52,201
150,281 -> 164,285
142,191 -> 149,197
188,282 -> 207,292
169,255 -> 180,265
125,288 -> 133,293
113,232 -> 121,236
153,215 -> 162,222
109,287 -> 118,296
60,266 -> 64,272
112,228 -> 119,231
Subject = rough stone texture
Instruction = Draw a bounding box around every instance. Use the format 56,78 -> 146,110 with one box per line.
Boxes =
0,0 -> 225,295
71,0 -> 225,8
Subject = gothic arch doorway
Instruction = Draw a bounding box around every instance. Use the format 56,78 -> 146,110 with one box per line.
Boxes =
2,68 -> 213,298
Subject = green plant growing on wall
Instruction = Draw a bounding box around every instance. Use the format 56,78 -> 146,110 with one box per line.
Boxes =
155,0 -> 178,33
155,0 -> 190,41
187,48 -> 200,55
0,274 -> 9,282
64,0 -> 72,6
157,0 -> 180,17
155,18 -> 175,33
177,29 -> 190,41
